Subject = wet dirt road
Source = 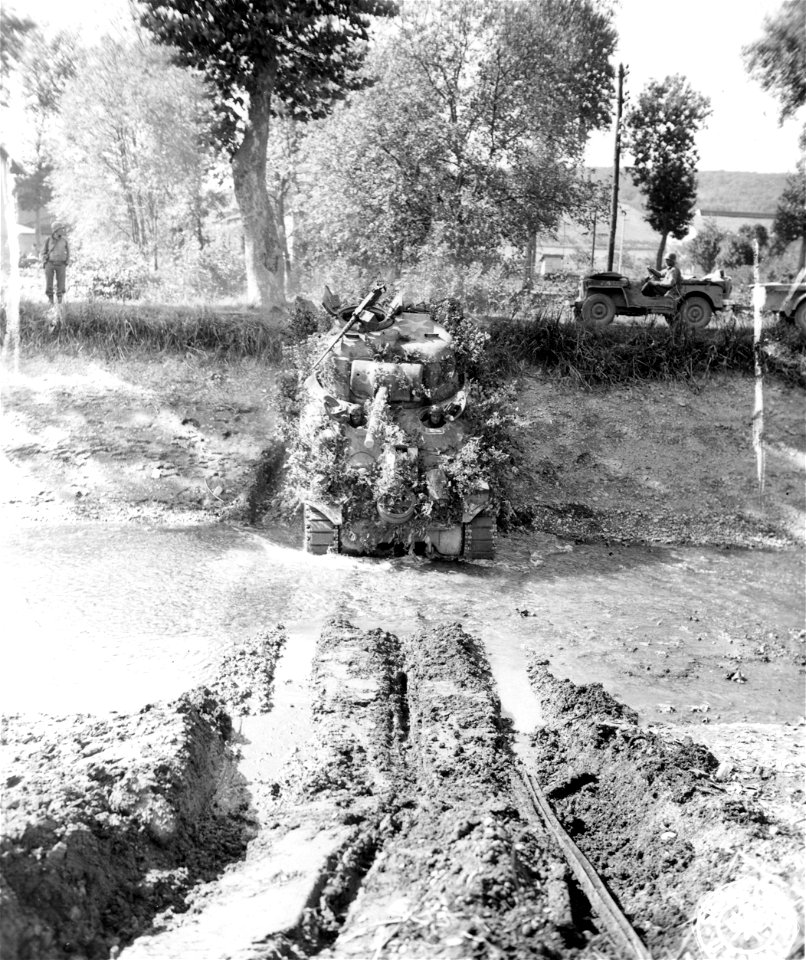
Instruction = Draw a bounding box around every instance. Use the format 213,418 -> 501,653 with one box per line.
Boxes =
2,520 -> 804,960
2,520 -> 803,726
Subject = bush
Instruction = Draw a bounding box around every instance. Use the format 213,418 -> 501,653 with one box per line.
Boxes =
70,261 -> 148,301
142,242 -> 247,303
485,310 -> 761,386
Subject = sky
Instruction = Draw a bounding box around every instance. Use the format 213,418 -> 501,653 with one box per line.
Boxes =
585,0 -> 803,173
16,0 -> 806,174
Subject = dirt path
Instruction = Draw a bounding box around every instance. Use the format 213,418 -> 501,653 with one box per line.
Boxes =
1,353 -> 804,959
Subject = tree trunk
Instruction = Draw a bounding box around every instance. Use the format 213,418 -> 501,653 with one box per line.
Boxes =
656,232 -> 669,269
231,62 -> 285,310
799,235 -> 806,271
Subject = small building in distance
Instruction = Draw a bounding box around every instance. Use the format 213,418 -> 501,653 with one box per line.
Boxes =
538,249 -> 568,275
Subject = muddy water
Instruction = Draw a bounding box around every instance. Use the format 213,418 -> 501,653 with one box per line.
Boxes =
1,522 -> 803,728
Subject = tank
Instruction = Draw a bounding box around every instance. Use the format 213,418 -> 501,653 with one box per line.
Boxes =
296,286 -> 496,559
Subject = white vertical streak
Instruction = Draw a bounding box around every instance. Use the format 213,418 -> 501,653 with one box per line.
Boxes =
751,240 -> 765,497
1,149 -> 22,374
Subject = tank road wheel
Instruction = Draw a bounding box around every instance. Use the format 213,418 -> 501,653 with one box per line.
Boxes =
463,513 -> 496,561
304,505 -> 339,555
794,301 -> 806,340
581,293 -> 616,328
678,295 -> 713,331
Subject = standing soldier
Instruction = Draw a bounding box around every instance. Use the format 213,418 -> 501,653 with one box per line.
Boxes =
42,221 -> 70,306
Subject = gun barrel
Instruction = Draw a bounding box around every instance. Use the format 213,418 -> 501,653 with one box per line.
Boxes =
312,284 -> 386,371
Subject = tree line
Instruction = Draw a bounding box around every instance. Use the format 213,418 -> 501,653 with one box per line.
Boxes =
1,0 -> 803,311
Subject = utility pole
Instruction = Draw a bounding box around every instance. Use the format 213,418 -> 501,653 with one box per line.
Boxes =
617,208 -> 626,272
607,63 -> 625,272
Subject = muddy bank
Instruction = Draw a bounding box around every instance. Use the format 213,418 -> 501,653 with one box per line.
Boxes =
0,628 -> 286,960
2,357 -> 804,550
1,693 -> 246,960
511,374 -> 805,549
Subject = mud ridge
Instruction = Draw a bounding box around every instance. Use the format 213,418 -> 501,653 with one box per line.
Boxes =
323,622 -> 587,959
119,618 -> 410,959
206,628 -> 286,716
526,662 -> 804,958
1,690 -> 250,960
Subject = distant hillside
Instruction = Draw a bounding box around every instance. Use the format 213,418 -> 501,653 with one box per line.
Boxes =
536,168 -> 791,270
589,168 -> 787,215
695,171 -> 788,213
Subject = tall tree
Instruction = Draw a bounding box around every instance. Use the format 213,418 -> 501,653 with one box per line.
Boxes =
624,75 -> 711,267
138,0 -> 397,309
295,0 -> 616,282
686,218 -> 724,273
743,0 -> 806,129
15,31 -> 76,252
744,2 -> 805,271
53,41 -> 215,269
722,224 -> 770,269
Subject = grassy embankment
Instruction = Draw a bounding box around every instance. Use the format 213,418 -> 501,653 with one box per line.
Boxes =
12,297 -> 806,388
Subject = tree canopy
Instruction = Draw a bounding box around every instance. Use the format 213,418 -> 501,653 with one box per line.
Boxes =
0,9 -> 35,107
624,75 -> 711,266
686,219 -> 724,273
743,0 -> 806,125
294,0 -> 616,286
139,0 -> 397,150
14,30 -> 76,245
53,41 -> 215,269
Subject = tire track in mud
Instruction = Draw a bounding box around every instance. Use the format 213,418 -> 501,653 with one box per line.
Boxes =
3,619 -> 802,960
117,620 -> 593,960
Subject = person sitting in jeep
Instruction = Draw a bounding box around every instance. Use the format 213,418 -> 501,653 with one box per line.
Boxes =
642,252 -> 681,297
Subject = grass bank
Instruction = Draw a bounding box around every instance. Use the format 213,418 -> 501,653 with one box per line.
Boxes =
16,300 -> 286,361
485,313 -> 806,389
10,298 -> 805,388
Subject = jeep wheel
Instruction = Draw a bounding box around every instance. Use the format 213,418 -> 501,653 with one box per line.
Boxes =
463,513 -> 496,560
678,295 -> 713,331
304,505 -> 339,555
581,293 -> 616,327
794,301 -> 806,340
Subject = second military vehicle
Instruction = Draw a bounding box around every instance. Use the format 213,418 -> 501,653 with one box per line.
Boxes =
574,270 -> 734,331
759,279 -> 806,338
